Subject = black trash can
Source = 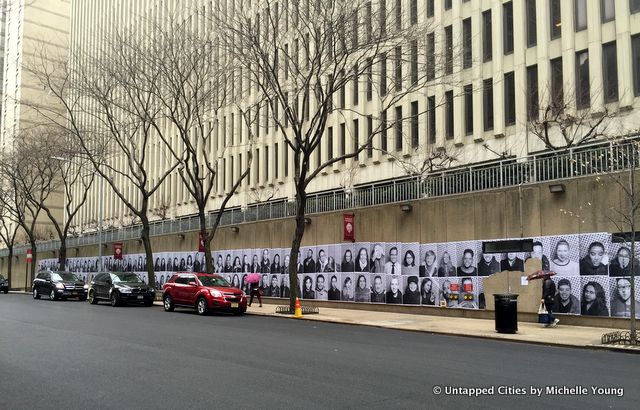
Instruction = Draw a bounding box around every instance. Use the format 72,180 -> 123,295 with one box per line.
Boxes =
494,294 -> 518,334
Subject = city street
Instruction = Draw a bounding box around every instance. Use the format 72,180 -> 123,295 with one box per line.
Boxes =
0,293 -> 637,409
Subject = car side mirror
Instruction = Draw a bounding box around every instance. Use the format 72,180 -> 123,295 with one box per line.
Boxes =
188,281 -> 197,286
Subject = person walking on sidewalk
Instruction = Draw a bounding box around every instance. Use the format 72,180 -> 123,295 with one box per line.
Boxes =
542,275 -> 559,327
248,280 -> 262,308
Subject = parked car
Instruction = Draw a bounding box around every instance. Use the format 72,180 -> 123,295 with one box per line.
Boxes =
88,272 -> 155,307
32,271 -> 88,301
0,274 -> 8,293
162,273 -> 247,315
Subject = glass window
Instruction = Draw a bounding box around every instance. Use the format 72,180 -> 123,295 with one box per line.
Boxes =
550,57 -> 564,110
527,65 -> 539,120
445,0 -> 452,11
633,35 -> 640,96
601,0 -> 615,22
526,0 -> 537,47
602,42 -> 618,103
411,101 -> 419,148
367,115 -> 374,157
427,96 -> 436,144
111,273 -> 143,283
482,10 -> 492,62
381,110 -> 388,152
445,90 -> 454,139
427,0 -> 434,18
340,123 -> 346,161
504,72 -> 516,125
463,18 -> 472,69
380,53 -> 387,95
426,32 -> 435,80
550,0 -> 562,39
380,0 -> 387,36
410,39 -> 418,85
353,119 -> 360,156
633,0 -> 640,14
575,0 -> 587,31
575,49 -> 590,109
464,84 -> 473,135
394,46 -> 402,91
503,2 -> 513,55
445,25 -> 453,74
410,0 -> 417,25
395,0 -> 402,31
328,127 -> 333,159
198,275 -> 231,287
395,106 -> 403,151
483,79 -> 494,131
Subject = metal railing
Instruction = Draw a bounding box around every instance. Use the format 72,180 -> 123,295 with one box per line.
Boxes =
2,139 -> 638,257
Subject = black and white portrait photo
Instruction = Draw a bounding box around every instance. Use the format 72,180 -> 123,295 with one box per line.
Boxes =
419,243 -> 439,277
549,236 -> 580,276
401,243 -> 420,275
385,275 -> 402,304
440,277 -> 459,308
301,274 -> 315,299
477,250 -> 501,277
420,277 -> 438,306
402,276 -> 420,305
500,251 -> 524,272
302,246 -> 316,274
579,233 -> 610,275
270,248 -> 282,275
437,244 -> 457,277
341,274 -> 355,302
580,277 -> 610,316
354,274 -> 370,302
327,274 -> 341,300
369,243 -> 386,273
369,274 -> 386,303
456,242 -> 478,276
524,238 -> 551,272
457,277 -> 478,309
280,274 -> 291,298
609,277 -> 640,318
315,273 -> 329,300
340,244 -> 355,273
384,243 -> 401,275
354,243 -> 370,272
551,276 -> 581,315
608,243 -> 640,277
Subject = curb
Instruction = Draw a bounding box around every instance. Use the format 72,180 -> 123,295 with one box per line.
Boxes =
244,310 -> 640,353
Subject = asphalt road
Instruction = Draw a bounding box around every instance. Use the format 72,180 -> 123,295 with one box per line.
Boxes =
0,293 -> 637,409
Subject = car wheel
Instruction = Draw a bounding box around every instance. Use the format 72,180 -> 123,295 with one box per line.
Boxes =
33,288 -> 40,299
88,290 -> 98,304
233,308 -> 245,316
163,295 -> 174,312
110,292 -> 120,307
196,297 -> 208,316
50,290 -> 57,301
2,289 -> 7,294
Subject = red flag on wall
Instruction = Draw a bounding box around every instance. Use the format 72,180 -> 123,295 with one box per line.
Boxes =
198,232 -> 206,252
343,214 -> 355,242
113,243 -> 123,260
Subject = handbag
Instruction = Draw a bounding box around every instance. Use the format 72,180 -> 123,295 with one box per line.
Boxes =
538,301 -> 549,324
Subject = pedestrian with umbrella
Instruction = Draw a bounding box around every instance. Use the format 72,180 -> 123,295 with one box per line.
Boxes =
528,270 -> 559,327
246,273 -> 262,307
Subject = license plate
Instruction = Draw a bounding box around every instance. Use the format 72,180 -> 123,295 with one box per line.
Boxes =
231,302 -> 238,308
137,295 -> 143,300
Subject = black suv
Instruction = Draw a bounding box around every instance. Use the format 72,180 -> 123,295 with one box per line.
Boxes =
32,271 -> 88,301
88,272 -> 155,307
0,274 -> 8,293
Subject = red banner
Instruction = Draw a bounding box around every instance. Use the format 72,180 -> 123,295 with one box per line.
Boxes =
198,232 -> 205,252
343,214 -> 355,242
113,243 -> 123,260
26,249 -> 32,263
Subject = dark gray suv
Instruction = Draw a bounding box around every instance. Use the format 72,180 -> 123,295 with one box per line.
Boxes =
0,274 -> 8,293
88,272 -> 155,307
32,271 -> 87,301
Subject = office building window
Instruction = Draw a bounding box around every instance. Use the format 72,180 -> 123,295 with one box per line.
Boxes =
410,39 -> 418,85
328,127 -> 334,160
366,1 -> 372,41
633,35 -> 640,96
353,65 -> 359,105
410,0 -> 417,25
550,57 -> 564,112
575,49 -> 590,109
464,85 -> 473,135
426,32 -> 435,80
483,79 -> 494,131
366,58 -> 373,101
411,101 -> 419,148
445,90 -> 454,139
380,53 -> 387,95
394,46 -> 402,91
602,42 -> 618,103
632,0 -> 640,14
550,0 -> 561,39
575,0 -> 587,31
255,149 -> 260,185
265,146 -> 269,181
445,25 -> 453,74
274,143 -> 279,179
340,123 -> 346,162
395,0 -> 401,31
367,115 -> 374,157
427,96 -> 436,144
381,110 -> 388,152
463,17 -> 472,69
380,0 -> 387,36
284,144 -> 288,177
353,119 -> 360,157
504,71 -> 515,125
526,0 -> 537,47
503,2 -> 513,55
482,10 -> 492,62
601,0 -> 615,22
445,0 -> 451,11
527,65 -> 539,120
395,106 -> 403,151
427,0 -> 434,18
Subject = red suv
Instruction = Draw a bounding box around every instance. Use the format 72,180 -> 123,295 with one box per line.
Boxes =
162,273 -> 247,315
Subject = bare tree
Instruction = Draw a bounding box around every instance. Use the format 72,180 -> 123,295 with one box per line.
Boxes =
212,0 -> 440,309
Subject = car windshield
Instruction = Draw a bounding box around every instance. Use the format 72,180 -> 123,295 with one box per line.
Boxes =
198,275 -> 230,287
111,273 -> 143,283
51,272 -> 80,282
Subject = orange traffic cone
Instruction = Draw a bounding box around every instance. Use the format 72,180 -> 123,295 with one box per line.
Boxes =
294,297 -> 303,318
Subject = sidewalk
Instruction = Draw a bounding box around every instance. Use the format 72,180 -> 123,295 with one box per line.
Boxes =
245,304 -> 640,353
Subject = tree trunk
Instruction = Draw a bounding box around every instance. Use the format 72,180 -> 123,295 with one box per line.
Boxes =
29,240 -> 37,290
140,218 -> 156,291
629,161 -> 637,344
288,191 -> 307,311
198,209 -> 214,274
7,247 -> 13,288
58,238 -> 67,271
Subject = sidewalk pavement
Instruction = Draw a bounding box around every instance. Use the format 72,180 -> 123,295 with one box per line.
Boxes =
245,304 -> 640,353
